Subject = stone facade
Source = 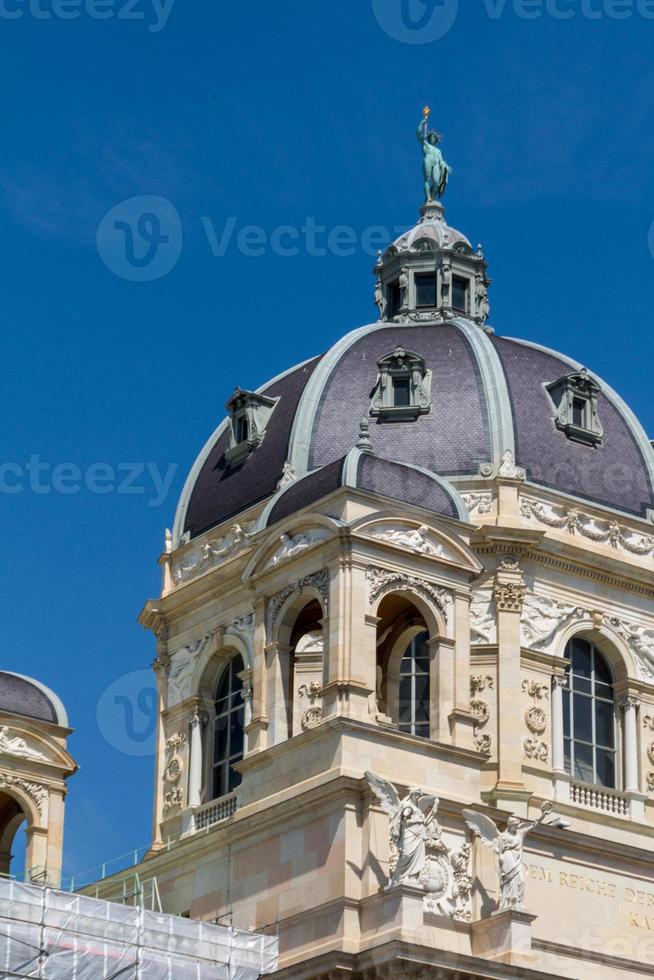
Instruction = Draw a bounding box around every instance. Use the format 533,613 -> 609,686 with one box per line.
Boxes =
87,198 -> 654,978
0,675 -> 77,885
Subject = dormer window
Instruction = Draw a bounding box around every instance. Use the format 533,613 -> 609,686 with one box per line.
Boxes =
415,273 -> 437,308
370,347 -> 432,422
545,370 -> 603,447
452,276 -> 469,313
225,388 -> 277,464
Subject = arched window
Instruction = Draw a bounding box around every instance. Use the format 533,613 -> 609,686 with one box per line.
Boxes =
563,638 -> 616,788
398,631 -> 430,738
212,655 -> 244,800
0,795 -> 28,879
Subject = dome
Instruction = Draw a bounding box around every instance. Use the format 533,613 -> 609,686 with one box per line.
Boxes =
388,200 -> 472,255
0,671 -> 68,726
174,318 -> 654,543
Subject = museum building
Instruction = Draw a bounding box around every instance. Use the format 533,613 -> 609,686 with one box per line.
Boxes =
5,138 -> 654,976
124,182 -> 654,976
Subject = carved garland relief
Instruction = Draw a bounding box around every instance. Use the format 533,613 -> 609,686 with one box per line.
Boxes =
470,675 -> 493,756
0,771 -> 47,819
644,715 -> 654,793
521,497 -> 654,559
268,570 -> 330,627
522,678 -> 549,763
162,732 -> 186,820
367,567 -> 452,624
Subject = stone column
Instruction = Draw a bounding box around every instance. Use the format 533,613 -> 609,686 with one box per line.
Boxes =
245,597 -> 269,753
493,575 -> 528,812
621,695 -> 640,795
265,640 -> 292,745
431,636 -> 454,743
188,706 -> 208,808
238,668 -> 254,729
551,674 -> 567,774
551,672 -> 571,803
151,650 -> 170,849
323,557 -> 374,722
449,590 -> 476,749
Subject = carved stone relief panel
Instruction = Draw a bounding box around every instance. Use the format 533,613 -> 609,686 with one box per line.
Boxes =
167,631 -> 217,707
367,568 -> 452,625
470,674 -> 494,756
461,492 -> 493,517
521,594 -> 585,652
522,676 -> 550,764
268,570 -> 330,630
643,714 -> 654,793
162,731 -> 187,820
293,631 -> 324,736
0,771 -> 47,820
173,521 -> 256,585
367,523 -> 447,559
521,497 -> 654,559
266,529 -> 330,569
470,589 -> 496,645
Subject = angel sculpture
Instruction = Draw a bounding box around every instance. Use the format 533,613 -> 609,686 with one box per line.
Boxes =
463,802 -> 555,912
366,772 -> 436,888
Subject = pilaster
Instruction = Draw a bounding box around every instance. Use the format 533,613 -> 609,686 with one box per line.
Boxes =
492,572 -> 528,807
246,596 -> 270,753
323,557 -> 374,721
450,590 -> 476,749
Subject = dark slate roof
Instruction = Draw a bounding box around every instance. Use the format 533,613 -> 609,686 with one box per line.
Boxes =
267,452 -> 461,526
178,321 -> 654,538
0,672 -> 59,724
184,356 -> 323,537
309,324 -> 490,475
492,337 -> 653,517
268,458 -> 345,525
357,455 -> 460,518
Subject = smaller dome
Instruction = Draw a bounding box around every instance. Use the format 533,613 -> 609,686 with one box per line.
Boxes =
263,446 -> 467,528
0,672 -> 68,726
387,201 -> 472,256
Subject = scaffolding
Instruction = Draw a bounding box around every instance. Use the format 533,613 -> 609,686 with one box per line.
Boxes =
0,877 -> 278,980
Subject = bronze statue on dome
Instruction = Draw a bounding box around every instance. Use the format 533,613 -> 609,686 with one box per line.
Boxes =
418,106 -> 452,202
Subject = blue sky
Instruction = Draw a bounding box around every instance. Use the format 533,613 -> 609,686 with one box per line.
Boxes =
2,0 -> 654,881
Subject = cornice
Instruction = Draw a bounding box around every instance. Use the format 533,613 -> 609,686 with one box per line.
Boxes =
530,550 -> 654,598
471,536 -> 654,598
141,576 -> 244,631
